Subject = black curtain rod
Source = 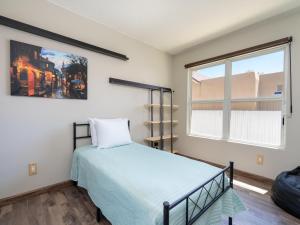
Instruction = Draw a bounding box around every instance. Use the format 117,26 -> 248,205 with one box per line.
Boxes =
0,15 -> 129,61
185,37 -> 292,68
109,77 -> 172,92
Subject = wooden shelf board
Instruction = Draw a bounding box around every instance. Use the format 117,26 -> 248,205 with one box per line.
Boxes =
145,104 -> 179,109
163,148 -> 179,154
145,135 -> 178,142
144,120 -> 178,125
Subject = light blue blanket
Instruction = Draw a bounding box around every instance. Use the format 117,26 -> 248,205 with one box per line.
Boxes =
71,143 -> 245,225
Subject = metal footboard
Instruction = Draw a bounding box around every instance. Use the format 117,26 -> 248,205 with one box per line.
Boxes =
163,162 -> 234,225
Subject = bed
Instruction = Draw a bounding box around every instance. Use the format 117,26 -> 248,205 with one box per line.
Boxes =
71,122 -> 245,225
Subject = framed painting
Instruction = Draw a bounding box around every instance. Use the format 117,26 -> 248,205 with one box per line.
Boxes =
10,40 -> 88,99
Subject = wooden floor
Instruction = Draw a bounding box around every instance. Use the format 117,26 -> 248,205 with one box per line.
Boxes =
0,175 -> 299,225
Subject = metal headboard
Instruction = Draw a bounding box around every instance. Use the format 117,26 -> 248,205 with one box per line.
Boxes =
73,120 -> 130,151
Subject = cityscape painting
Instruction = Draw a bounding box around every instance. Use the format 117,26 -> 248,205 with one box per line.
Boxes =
10,40 -> 88,99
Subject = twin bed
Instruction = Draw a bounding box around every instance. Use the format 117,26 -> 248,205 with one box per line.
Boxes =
71,122 -> 245,225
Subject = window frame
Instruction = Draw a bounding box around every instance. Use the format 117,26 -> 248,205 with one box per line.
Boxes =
187,45 -> 290,149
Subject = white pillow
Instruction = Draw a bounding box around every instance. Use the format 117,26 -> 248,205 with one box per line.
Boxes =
94,118 -> 132,148
88,118 -> 98,146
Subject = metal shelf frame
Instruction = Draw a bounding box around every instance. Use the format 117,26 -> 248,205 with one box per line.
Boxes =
109,77 -> 176,152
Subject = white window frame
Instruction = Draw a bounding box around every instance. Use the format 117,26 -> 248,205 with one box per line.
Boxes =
187,45 -> 290,149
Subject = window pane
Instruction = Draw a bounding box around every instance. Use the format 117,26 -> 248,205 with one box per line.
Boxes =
231,51 -> 284,99
192,64 -> 225,100
191,103 -> 223,138
230,101 -> 282,146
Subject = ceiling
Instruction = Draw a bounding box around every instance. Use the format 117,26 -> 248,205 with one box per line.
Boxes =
48,0 -> 300,54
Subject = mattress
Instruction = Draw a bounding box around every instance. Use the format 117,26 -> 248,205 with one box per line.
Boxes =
71,143 -> 245,225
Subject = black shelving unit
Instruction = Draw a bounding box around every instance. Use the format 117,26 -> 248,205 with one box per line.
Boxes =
148,89 -> 175,152
109,77 -> 177,152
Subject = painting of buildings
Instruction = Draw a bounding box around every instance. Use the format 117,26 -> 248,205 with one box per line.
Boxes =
10,40 -> 88,99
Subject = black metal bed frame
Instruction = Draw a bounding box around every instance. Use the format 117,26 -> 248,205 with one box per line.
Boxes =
73,122 -> 233,225
163,163 -> 233,225
73,120 -> 130,150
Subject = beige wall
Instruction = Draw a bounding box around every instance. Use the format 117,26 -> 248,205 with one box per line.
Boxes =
192,72 -> 259,110
0,0 -> 172,198
192,72 -> 283,110
193,72 -> 284,100
172,9 -> 300,179
193,76 -> 225,100
193,72 -> 259,100
232,72 -> 259,99
259,72 -> 284,97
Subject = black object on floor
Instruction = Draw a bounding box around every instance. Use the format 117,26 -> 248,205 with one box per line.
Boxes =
271,167 -> 300,219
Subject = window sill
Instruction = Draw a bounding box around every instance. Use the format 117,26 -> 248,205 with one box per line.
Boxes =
188,133 -> 223,141
187,133 -> 285,150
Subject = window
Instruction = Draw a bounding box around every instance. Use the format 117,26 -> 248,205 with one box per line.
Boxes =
275,85 -> 283,95
188,46 -> 290,148
20,69 -> 28,80
190,64 -> 225,138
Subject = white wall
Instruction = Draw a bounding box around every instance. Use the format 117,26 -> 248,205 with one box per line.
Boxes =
172,9 -> 300,179
0,0 -> 172,198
